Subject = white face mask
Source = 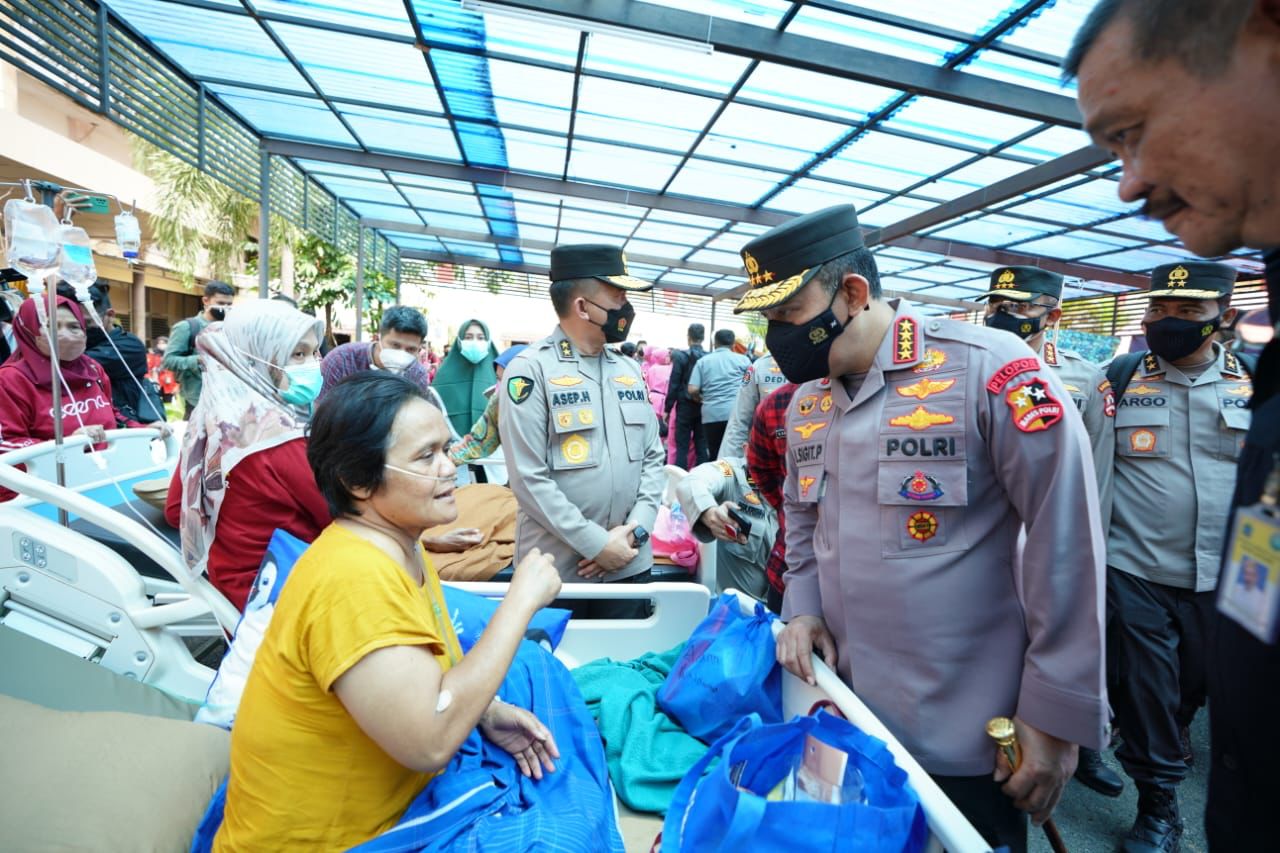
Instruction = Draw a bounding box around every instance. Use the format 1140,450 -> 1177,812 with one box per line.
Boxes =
379,347 -> 417,372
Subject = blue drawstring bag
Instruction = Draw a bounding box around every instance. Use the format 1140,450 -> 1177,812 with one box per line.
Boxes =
657,592 -> 782,742
661,711 -> 929,853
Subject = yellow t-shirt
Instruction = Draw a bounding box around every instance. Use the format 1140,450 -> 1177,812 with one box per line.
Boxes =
214,523 -> 464,851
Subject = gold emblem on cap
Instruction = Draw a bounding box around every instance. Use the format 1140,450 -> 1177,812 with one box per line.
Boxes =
744,251 -> 759,276
996,269 -> 1016,289
1167,265 -> 1188,287
620,251 -> 629,273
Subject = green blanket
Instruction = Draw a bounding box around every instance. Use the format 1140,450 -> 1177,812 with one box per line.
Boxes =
570,643 -> 708,814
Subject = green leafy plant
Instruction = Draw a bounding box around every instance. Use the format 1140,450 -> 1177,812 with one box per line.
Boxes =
292,234 -> 354,346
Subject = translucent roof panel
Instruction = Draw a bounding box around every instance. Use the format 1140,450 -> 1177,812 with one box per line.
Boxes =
471,13 -> 581,63
499,129 -> 568,176
858,195 -> 939,228
259,0 -> 415,38
567,140 -> 683,191
815,132 -> 974,191
630,219 -> 721,248
269,22 -> 444,112
958,51 -> 1075,96
1085,246 -> 1198,273
105,1 -> 308,92
928,213 -> 1054,246
913,157 -> 1034,202
573,78 -> 720,151
394,186 -> 485,218
634,0 -> 792,28
1092,216 -> 1178,243
338,105 -> 460,161
583,33 -> 752,94
1011,233 -> 1143,261
737,63 -> 899,124
881,98 -> 1043,151
486,60 -> 575,134
998,0 -> 1095,59
837,0 -> 1019,34
1004,126 -> 1093,162
666,159 -> 784,206
765,179 -> 888,216
691,104 -> 848,173
209,85 -> 357,146
786,5 -> 962,66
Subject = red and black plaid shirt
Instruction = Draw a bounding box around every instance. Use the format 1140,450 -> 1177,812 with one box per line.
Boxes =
746,382 -> 797,595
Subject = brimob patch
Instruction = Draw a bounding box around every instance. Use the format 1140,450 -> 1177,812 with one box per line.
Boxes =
1005,378 -> 1063,433
507,376 -> 534,404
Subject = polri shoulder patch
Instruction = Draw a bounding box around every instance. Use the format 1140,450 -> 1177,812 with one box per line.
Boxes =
1005,378 -> 1063,433
893,317 -> 920,365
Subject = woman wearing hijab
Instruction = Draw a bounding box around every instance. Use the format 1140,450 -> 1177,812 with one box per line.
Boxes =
0,295 -> 152,501
164,300 -> 331,610
431,319 -> 498,437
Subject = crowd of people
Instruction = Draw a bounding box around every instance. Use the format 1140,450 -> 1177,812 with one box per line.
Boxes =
0,1 -> 1277,850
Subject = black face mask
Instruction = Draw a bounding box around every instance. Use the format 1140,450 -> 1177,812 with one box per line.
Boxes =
984,306 -> 1045,340
1145,314 -> 1221,361
584,297 -> 635,344
209,306 -> 227,322
764,290 -> 849,384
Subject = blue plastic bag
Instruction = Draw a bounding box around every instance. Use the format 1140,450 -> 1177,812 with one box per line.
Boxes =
443,584 -> 572,653
661,712 -> 929,853
657,592 -> 782,742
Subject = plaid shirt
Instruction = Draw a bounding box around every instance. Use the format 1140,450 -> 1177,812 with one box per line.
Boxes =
745,382 -> 797,595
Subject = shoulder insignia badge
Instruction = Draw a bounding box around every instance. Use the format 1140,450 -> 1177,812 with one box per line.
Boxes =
913,348 -> 947,374
1005,378 -> 1063,433
893,317 -> 920,365
888,406 -> 955,431
1224,352 -> 1243,376
717,460 -> 734,478
507,376 -> 533,404
986,357 -> 1040,394
794,421 -> 829,440
1043,342 -> 1059,366
899,471 -> 944,502
548,376 -> 583,387
1142,352 -> 1161,375
797,394 -> 818,416
558,339 -> 574,360
896,377 -> 956,401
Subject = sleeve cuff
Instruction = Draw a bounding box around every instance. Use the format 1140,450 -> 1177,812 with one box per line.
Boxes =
570,525 -> 612,562
780,570 -> 822,621
1016,674 -> 1108,751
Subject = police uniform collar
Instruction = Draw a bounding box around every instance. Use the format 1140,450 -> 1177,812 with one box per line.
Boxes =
1141,351 -> 1165,377
1222,347 -> 1246,378
1041,340 -> 1059,366
549,325 -> 616,363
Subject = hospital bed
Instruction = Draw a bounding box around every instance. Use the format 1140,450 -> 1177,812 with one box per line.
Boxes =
0,430 -> 988,852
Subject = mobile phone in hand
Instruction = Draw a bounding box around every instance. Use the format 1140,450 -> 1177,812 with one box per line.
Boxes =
725,505 -> 752,538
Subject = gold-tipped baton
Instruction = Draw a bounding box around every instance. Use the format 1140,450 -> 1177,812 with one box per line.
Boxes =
986,717 -> 1069,853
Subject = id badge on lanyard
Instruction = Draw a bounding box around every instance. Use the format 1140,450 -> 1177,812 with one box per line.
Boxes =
1219,462 -> 1280,644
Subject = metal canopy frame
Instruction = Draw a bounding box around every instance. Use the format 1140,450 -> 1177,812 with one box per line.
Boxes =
5,0 -> 1259,318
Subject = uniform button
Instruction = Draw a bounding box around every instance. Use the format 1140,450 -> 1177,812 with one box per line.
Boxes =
929,322 -> 940,332
1223,753 -> 1239,771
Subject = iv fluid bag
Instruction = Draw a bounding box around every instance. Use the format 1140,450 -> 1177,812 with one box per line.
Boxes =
4,198 -> 61,280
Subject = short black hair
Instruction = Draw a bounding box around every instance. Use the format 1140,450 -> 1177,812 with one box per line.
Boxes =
307,372 -> 432,518
549,277 -> 599,317
56,279 -> 111,314
1063,0 -> 1253,80
619,341 -> 637,357
687,323 -> 705,343
379,305 -> 428,339
713,328 -> 735,348
816,247 -> 882,301
204,280 -> 234,298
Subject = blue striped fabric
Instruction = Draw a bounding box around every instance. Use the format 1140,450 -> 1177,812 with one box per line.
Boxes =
350,641 -> 624,853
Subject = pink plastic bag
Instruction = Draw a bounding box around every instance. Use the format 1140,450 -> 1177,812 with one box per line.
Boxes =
653,504 -> 699,570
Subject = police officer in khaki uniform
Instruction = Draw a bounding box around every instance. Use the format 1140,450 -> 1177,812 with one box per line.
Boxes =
1105,261 -> 1250,853
719,353 -> 789,460
737,206 -> 1107,852
499,245 -> 665,618
980,266 -> 1123,799
675,456 -> 777,599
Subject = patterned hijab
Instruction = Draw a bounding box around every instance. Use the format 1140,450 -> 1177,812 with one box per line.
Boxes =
177,300 -> 324,576
9,295 -> 100,388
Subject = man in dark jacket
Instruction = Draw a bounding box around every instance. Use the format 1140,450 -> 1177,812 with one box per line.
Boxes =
664,323 -> 709,468
58,280 -> 165,425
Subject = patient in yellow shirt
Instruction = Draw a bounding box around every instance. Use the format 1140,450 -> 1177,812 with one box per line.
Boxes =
214,372 -> 563,851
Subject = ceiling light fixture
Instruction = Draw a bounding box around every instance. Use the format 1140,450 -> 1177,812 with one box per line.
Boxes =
460,0 -> 716,55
